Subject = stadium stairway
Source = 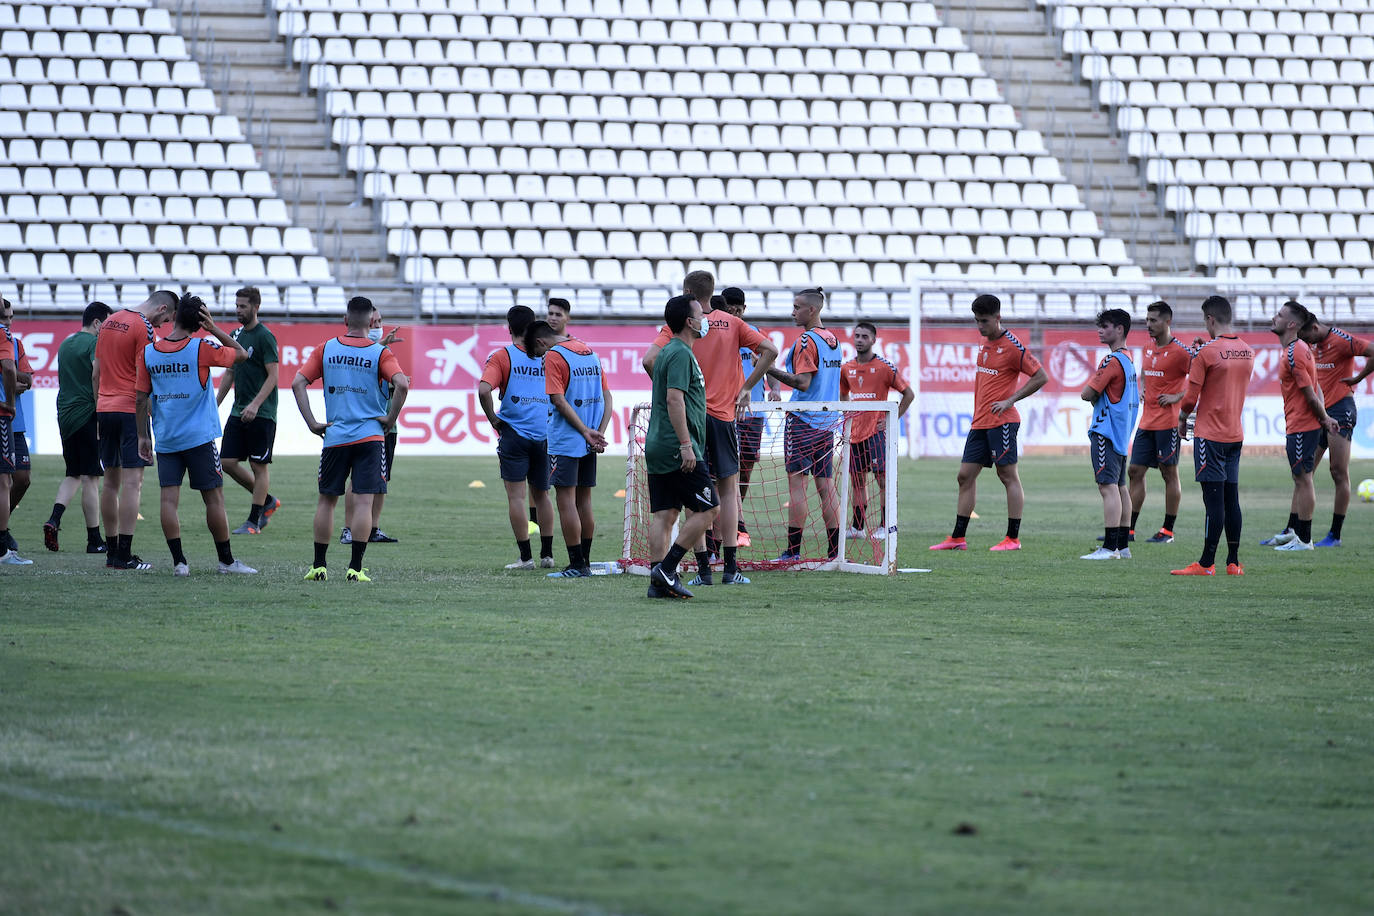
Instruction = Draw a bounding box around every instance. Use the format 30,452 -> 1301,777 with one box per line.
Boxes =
152,0 -> 407,310
965,0 -> 1195,274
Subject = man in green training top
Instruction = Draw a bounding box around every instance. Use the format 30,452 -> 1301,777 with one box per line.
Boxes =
44,302 -> 113,553
216,286 -> 282,534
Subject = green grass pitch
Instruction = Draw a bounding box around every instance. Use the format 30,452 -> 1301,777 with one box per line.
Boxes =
3,453 -> 1373,915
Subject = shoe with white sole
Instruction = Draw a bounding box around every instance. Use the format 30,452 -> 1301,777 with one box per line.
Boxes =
218,559 -> 258,574
1260,528 -> 1295,546
173,562 -> 190,577
1080,547 -> 1120,560
505,558 -> 535,570
1274,539 -> 1314,551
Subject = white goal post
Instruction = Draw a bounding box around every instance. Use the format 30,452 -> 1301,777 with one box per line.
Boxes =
622,400 -> 900,575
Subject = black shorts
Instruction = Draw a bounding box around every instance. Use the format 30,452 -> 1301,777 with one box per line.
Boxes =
497,429 -> 550,490
62,416 -> 104,477
0,416 -> 14,475
157,441 -> 224,490
737,416 -> 764,464
648,465 -> 720,514
97,411 -> 151,469
1320,396 -> 1357,448
784,414 -> 835,478
12,431 -> 30,472
1287,428 -> 1321,476
549,452 -> 596,488
1090,431 -> 1127,485
220,415 -> 277,464
1193,437 -> 1242,484
704,415 -> 740,479
962,423 -> 1019,467
849,431 -> 887,475
1130,427 -> 1181,468
318,440 -> 388,496
383,430 -> 397,482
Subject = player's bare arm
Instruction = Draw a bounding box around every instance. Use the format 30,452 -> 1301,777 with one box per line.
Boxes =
380,371 -> 410,431
642,342 -> 664,377
291,372 -> 328,437
1302,384 -> 1340,435
768,366 -> 814,391
1158,391 -> 1186,407
992,367 -> 1048,415
240,361 -> 277,423
215,364 -> 235,405
201,308 -> 248,366
477,381 -> 508,434
1080,381 -> 1101,404
1,357 -> 15,414
896,385 -> 915,418
1341,340 -> 1374,387
89,355 -> 100,402
550,392 -> 607,453
134,390 -> 154,463
737,339 -> 779,412
666,388 -> 695,472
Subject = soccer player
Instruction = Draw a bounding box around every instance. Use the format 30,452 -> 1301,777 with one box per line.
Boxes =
525,320 -> 611,578
44,301 -> 113,553
643,271 -> 777,585
94,289 -> 177,570
930,294 -> 1048,552
216,287 -> 282,535
1261,301 -> 1340,551
1079,309 -> 1140,560
134,295 -> 256,576
0,299 -> 28,566
719,287 -> 777,550
547,296 -> 571,337
767,288 -> 844,562
1126,301 -> 1193,545
1,297 -> 35,558
1297,315 -> 1374,546
478,305 -> 556,569
293,296 -> 410,582
341,307 -> 403,546
1172,296 -> 1255,576
840,321 -> 914,540
645,295 -> 721,599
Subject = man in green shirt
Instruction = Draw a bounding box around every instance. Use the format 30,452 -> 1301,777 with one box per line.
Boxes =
646,296 -> 722,599
215,287 -> 281,534
43,302 -> 113,553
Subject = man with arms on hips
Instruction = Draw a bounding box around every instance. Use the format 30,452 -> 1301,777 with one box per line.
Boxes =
1079,309 -> 1141,560
930,294 -> 1048,553
1,298 -> 35,559
767,287 -> 844,562
643,271 -> 776,585
1297,314 -> 1374,546
478,305 -> 556,570
525,319 -> 612,579
93,289 -> 177,570
645,296 -> 721,600
0,298 -> 28,566
1172,296 -> 1255,576
1261,301 -> 1339,552
840,320 -> 914,540
135,294 -> 256,576
216,286 -> 282,536
341,305 -> 403,546
44,301 -> 113,554
293,296 -> 410,583
719,287 -> 778,550
1125,301 -> 1193,546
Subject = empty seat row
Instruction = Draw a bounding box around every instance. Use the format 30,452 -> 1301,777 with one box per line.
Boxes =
1106,78 -> 1373,112
1154,157 -> 1374,189
1163,183 -> 1374,215
0,221 -> 317,255
278,0 -> 942,23
1088,52 -> 1371,85
0,193 -> 292,227
1182,211 -> 1374,241
1194,239 -> 1374,268
2,55 -> 201,87
1066,26 -> 1374,59
0,166 -> 276,198
1059,4 -> 1374,37
14,281 -> 349,318
0,138 -> 259,170
0,110 -> 247,141
2,3 -> 166,31
0,84 -> 216,116
2,251 -> 334,283
1127,106 -> 1374,141
0,29 -> 187,58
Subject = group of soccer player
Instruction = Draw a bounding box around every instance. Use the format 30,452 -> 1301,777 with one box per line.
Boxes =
926,292 -> 1371,576
0,287 -> 409,582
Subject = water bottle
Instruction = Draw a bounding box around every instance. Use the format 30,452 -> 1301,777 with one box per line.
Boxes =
587,561 -> 623,575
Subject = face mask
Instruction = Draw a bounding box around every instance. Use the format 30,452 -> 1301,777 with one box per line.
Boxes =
695,316 -> 710,339
367,327 -> 384,343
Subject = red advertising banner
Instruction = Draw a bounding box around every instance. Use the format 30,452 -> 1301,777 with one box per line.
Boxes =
1041,328 -> 1289,395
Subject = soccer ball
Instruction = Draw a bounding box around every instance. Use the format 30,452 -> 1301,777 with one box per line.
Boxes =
528,519 -> 541,536
1358,479 -> 1374,503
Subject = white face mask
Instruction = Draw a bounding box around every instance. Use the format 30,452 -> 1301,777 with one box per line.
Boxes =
694,315 -> 710,339
366,327 -> 384,343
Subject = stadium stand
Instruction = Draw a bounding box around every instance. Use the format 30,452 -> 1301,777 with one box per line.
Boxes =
0,0 -> 338,313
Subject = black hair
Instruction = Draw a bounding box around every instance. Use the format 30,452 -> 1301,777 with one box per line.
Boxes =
854,320 -> 877,337
971,294 -> 1001,317
710,295 -> 726,311
507,305 -> 536,336
1281,299 -> 1313,328
1096,308 -> 1132,335
174,293 -> 205,332
235,286 -> 261,308
346,296 -> 374,322
523,319 -> 557,354
665,295 -> 695,333
83,301 -> 113,326
795,287 -> 825,308
1146,300 -> 1172,321
547,297 -> 570,314
149,289 -> 179,311
1201,295 -> 1232,324
721,286 -> 745,306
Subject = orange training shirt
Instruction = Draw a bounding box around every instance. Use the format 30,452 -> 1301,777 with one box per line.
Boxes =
1183,335 -> 1254,442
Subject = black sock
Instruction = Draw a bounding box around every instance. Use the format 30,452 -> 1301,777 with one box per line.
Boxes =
249,503 -> 264,525
1006,517 -> 1021,540
167,538 -> 187,565
530,507 -> 538,524
349,541 -> 367,572
1118,526 -> 1131,548
539,535 -> 554,559
787,526 -> 803,554
662,542 -> 687,575
87,526 -> 103,546
50,503 -> 66,525
1103,527 -> 1114,550
705,532 -> 720,557
566,542 -> 583,568
952,515 -> 970,538
263,493 -> 275,508
827,526 -> 839,558
1331,513 -> 1345,539
517,538 -> 532,562
215,539 -> 234,565
737,519 -> 748,534
581,537 -> 592,564
1163,513 -> 1177,532
1130,511 -> 1139,531
1200,481 -> 1224,567
1295,518 -> 1312,543
695,549 -> 712,577
1286,512 -> 1299,532
314,541 -> 328,568
1223,483 -> 1243,564
117,533 -> 133,560
0,530 -> 10,551
852,504 -> 866,529
723,545 -> 737,577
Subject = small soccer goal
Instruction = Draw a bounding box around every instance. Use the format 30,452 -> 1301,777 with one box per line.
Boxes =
623,400 -> 900,575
